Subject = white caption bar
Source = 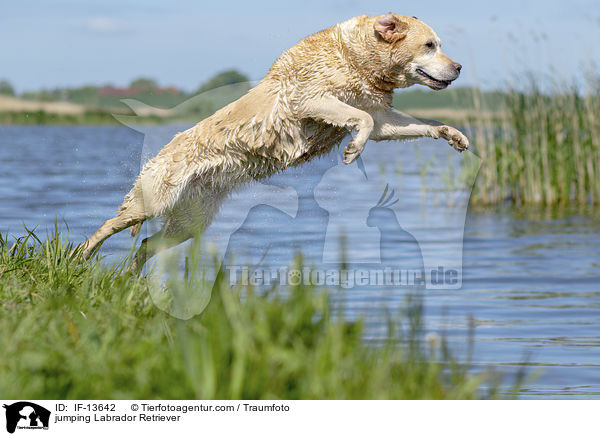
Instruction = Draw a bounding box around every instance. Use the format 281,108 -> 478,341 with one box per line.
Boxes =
1,400 -> 598,435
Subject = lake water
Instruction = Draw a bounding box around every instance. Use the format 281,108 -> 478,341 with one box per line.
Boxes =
1,124 -> 599,399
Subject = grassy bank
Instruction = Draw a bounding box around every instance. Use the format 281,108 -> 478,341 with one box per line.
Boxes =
0,110 -> 155,125
0,230 -> 510,399
463,79 -> 600,205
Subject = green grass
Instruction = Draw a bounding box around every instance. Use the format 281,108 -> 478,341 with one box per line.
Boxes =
0,229 -> 513,399
0,110 -> 164,126
462,78 -> 600,205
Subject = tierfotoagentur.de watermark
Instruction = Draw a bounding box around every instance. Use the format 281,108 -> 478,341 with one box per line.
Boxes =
226,266 -> 459,289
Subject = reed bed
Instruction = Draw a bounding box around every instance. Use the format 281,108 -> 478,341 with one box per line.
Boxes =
462,77 -> 600,205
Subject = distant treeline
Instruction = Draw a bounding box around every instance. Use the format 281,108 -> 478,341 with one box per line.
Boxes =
2,70 -> 250,111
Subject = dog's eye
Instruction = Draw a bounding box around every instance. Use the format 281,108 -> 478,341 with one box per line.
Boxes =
425,41 -> 434,48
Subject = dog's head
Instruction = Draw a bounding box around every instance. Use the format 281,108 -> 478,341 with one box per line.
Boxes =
369,13 -> 462,90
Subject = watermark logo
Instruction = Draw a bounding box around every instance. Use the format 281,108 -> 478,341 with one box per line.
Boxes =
3,402 -> 50,434
226,266 -> 459,289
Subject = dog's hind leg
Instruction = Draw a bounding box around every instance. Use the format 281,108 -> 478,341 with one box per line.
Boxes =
77,209 -> 146,260
76,187 -> 148,260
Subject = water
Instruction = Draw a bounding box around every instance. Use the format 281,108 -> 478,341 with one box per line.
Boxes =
1,124 -> 599,398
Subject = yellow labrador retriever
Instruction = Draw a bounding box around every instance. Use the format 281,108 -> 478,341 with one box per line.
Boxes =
77,13 -> 469,271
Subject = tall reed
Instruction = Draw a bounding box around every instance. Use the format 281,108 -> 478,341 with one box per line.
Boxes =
463,76 -> 600,205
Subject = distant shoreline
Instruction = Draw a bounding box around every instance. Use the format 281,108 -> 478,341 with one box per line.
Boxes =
0,110 -> 167,126
0,110 -> 498,127
0,94 -> 172,125
0,107 -> 498,127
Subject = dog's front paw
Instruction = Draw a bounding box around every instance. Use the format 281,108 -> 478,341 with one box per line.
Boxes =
438,126 -> 469,152
343,138 -> 366,164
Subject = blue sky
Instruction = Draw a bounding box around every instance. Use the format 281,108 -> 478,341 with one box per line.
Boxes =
1,0 -> 599,92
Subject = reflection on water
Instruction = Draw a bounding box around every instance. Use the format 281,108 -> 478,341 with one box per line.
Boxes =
1,125 -> 599,398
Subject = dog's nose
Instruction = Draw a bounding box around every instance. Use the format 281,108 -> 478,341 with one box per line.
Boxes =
453,63 -> 462,73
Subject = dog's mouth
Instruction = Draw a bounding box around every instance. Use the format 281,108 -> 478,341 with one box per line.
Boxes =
416,68 -> 452,90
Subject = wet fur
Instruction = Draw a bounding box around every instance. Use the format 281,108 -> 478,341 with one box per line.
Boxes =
77,13 -> 469,271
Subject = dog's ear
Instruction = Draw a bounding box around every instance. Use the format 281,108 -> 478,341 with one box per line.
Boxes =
374,14 -> 408,43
